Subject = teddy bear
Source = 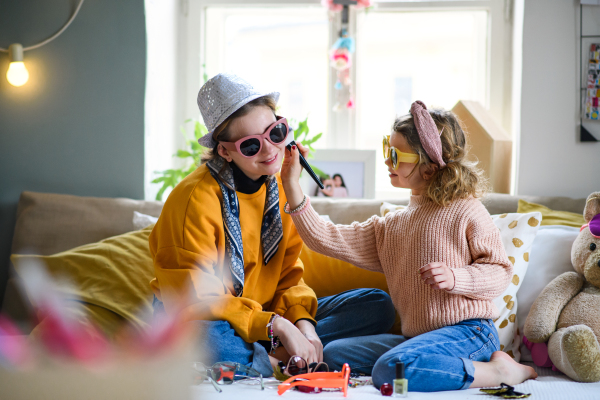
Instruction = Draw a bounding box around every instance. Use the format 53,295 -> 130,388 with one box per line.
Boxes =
523,191 -> 600,383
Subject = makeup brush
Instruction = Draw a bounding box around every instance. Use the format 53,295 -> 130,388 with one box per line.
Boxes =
285,130 -> 324,189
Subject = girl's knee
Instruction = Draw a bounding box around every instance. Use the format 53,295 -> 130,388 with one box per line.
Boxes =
372,353 -> 416,389
363,289 -> 396,332
323,339 -> 348,371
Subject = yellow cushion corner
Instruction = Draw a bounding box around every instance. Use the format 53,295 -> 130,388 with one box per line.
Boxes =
11,226 -> 155,338
517,199 -> 585,228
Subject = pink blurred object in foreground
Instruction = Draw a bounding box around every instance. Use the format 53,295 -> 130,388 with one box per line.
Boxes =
8,260 -> 192,367
0,315 -> 32,367
36,310 -> 110,363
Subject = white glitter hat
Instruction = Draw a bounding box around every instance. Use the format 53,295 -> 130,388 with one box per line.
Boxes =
197,73 -> 280,148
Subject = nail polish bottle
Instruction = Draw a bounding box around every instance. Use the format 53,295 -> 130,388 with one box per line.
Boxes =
393,362 -> 408,397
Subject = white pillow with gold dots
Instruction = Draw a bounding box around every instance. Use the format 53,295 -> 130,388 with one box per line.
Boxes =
491,211 -> 542,362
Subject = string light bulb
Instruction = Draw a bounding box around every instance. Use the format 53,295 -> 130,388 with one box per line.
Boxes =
1,0 -> 85,88
6,44 -> 29,87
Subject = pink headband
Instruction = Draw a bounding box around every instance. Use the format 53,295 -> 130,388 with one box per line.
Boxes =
410,100 -> 446,168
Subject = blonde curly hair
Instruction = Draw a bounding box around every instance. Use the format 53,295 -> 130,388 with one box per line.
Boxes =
392,108 -> 490,207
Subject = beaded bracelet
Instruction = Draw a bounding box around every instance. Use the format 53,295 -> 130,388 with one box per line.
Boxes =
267,314 -> 282,354
284,195 -> 307,215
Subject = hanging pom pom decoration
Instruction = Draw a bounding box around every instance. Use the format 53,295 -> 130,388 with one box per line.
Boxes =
329,35 -> 355,71
325,0 -> 370,112
322,0 -> 371,11
342,74 -> 352,86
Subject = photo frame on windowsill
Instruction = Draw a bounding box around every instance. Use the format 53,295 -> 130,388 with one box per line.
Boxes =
300,149 -> 376,199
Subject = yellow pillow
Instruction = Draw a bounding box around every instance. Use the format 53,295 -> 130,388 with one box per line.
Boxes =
299,244 -> 402,334
517,199 -> 585,228
11,226 -> 155,338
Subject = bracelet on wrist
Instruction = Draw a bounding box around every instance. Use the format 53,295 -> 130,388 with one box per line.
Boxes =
267,314 -> 282,354
284,195 -> 307,215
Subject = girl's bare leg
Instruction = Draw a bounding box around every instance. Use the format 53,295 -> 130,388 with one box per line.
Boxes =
470,351 -> 538,388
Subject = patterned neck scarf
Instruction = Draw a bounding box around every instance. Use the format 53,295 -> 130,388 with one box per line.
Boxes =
206,158 -> 283,297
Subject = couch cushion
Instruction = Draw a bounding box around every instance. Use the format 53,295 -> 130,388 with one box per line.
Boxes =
311,198 -> 409,225
517,199 -> 585,227
11,191 -> 163,256
312,193 -> 586,224
10,226 -> 155,337
4,191 -> 162,327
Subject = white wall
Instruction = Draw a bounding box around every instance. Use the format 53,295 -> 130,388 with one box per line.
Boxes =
517,0 -> 600,198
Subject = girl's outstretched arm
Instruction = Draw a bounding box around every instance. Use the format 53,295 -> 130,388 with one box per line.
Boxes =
281,144 -> 384,273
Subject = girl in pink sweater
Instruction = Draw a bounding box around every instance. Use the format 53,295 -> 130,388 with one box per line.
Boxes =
280,101 -> 537,392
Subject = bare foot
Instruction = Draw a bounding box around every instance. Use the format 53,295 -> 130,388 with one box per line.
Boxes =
471,351 -> 538,388
490,351 -> 538,385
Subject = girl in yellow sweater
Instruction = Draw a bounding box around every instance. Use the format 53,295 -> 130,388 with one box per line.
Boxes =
149,73 -> 395,377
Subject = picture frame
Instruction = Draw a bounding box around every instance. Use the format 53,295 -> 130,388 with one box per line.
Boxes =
300,149 -> 376,199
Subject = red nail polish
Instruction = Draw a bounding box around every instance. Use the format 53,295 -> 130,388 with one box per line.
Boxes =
292,145 -> 297,150
380,383 -> 393,396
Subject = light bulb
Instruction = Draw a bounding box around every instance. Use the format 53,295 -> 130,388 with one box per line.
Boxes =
6,43 -> 29,87
7,61 -> 29,87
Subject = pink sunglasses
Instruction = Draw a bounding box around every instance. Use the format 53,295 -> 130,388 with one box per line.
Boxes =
219,116 -> 289,158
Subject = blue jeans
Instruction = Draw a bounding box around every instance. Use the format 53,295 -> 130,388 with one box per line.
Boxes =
153,288 -> 395,378
324,318 -> 500,392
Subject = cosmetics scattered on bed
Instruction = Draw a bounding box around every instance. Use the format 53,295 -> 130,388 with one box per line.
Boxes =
480,383 -> 531,399
393,362 -> 408,397
380,382 -> 393,396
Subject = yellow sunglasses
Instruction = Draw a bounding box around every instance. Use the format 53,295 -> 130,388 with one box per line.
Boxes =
383,135 -> 419,170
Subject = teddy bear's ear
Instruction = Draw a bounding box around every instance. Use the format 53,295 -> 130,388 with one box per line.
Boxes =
584,192 -> 600,222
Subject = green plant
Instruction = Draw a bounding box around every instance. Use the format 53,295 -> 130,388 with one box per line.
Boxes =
151,115 -> 324,201
291,116 -> 326,178
151,120 -> 207,201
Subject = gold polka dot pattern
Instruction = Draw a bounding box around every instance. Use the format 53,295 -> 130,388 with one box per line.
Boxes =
490,211 -> 542,362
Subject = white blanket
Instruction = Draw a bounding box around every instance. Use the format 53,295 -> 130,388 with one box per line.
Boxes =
191,364 -> 600,400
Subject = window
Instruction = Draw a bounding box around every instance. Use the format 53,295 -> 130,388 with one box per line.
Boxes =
356,8 -> 489,197
204,5 -> 329,145
173,0 -> 511,199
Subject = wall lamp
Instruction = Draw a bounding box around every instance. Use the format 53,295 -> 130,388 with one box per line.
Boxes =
1,0 -> 85,87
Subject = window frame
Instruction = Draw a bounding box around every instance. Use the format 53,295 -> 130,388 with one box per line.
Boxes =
181,0 -> 513,150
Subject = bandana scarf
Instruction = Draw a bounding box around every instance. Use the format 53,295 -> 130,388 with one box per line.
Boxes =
207,158 -> 283,296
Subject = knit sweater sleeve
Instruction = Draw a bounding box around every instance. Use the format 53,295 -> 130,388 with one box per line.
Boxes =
448,204 -> 513,300
291,202 -> 384,273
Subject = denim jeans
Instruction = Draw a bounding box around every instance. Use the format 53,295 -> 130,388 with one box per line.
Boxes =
153,288 -> 395,378
323,318 -> 500,392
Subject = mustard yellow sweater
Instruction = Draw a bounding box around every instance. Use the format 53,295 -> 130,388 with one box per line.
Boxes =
149,164 -> 317,343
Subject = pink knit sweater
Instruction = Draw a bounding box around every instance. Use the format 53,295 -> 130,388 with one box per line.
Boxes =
292,195 -> 513,337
